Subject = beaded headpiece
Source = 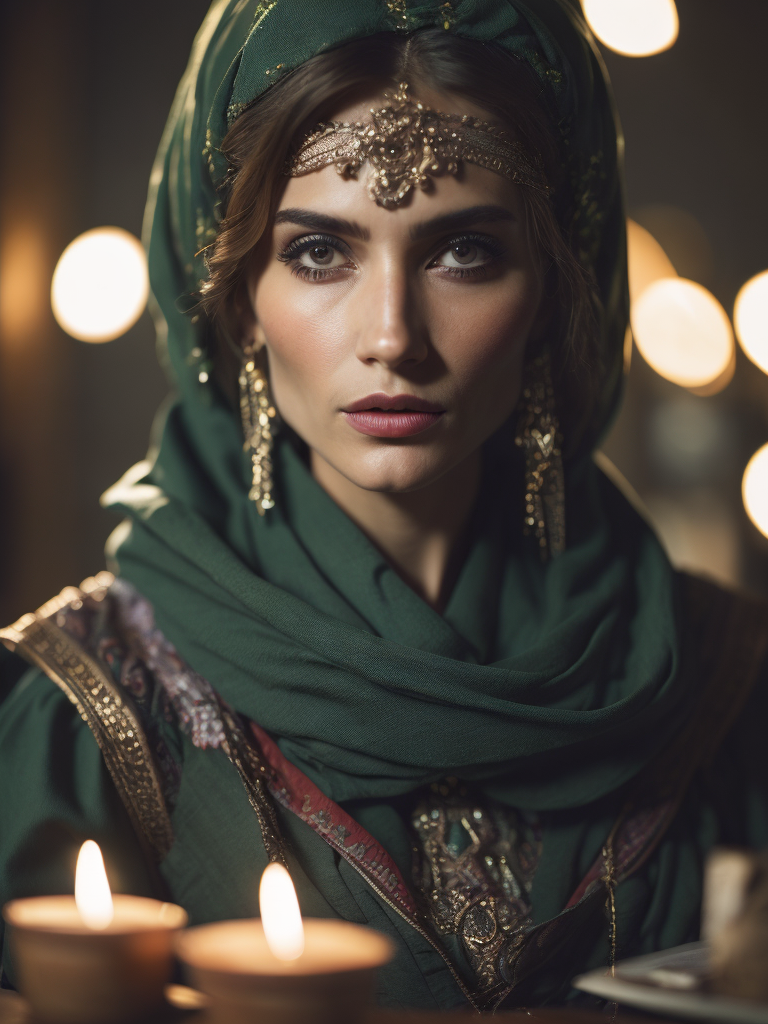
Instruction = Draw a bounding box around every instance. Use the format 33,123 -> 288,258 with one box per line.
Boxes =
288,83 -> 550,208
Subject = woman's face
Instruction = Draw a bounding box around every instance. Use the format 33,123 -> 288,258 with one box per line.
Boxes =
248,88 -> 546,495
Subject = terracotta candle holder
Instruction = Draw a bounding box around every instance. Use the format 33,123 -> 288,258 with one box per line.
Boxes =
2,895 -> 188,1024
175,918 -> 394,1024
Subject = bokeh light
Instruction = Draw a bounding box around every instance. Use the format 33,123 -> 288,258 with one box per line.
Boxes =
627,218 -> 676,306
51,227 -> 148,342
743,443 -> 768,541
632,278 -> 734,389
734,270 -> 768,375
633,205 -> 714,288
686,345 -> 736,398
582,0 -> 679,57
0,223 -> 49,344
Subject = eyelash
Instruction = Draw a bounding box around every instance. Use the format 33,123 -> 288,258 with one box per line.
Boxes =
431,233 -> 506,278
276,234 -> 352,281
275,232 -> 506,281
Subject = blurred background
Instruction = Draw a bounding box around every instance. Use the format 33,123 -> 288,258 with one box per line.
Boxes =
1,0 -> 767,623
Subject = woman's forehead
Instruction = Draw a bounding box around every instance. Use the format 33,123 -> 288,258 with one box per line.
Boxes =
273,160 -> 525,238
327,85 -> 500,129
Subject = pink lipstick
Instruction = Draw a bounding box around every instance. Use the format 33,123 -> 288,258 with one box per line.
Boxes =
342,393 -> 444,438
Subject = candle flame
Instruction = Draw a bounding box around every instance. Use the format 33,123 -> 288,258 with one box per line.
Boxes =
75,840 -> 114,930
259,863 -> 304,961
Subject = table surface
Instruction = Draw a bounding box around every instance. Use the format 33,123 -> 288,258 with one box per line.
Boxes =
0,988 -> 680,1024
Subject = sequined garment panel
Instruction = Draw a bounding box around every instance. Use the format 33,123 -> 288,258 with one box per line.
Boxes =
47,579 -> 230,811
47,584 -> 182,811
412,780 -> 542,1009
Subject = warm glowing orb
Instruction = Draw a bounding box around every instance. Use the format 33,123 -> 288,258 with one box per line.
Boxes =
75,840 -> 114,930
734,270 -> 768,375
743,443 -> 768,540
632,278 -> 734,389
259,863 -> 305,961
582,0 -> 679,57
633,205 -> 713,287
627,219 -> 677,306
51,227 -> 148,342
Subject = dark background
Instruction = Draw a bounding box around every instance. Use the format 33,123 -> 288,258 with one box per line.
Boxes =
1,0 -> 767,623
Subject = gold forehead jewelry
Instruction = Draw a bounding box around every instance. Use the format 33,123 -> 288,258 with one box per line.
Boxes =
288,82 -> 550,208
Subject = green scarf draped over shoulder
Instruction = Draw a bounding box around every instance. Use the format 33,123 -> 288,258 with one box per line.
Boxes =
105,0 -> 690,813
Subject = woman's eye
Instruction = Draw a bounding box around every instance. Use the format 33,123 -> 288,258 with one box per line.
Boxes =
298,244 -> 346,270
277,236 -> 353,278
434,242 -> 491,270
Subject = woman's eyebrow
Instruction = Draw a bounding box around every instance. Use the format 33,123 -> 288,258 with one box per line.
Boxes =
274,208 -> 370,240
410,205 -> 516,240
273,204 -> 515,242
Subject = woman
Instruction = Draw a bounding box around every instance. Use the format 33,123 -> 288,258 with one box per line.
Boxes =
2,0 -> 767,1010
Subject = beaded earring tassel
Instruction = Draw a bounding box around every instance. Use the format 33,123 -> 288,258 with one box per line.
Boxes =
239,351 -> 277,514
514,353 -> 565,560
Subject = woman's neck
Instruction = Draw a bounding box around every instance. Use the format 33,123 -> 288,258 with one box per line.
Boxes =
310,449 -> 482,612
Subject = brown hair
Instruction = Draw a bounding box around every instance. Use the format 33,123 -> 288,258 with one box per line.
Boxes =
200,30 -> 603,450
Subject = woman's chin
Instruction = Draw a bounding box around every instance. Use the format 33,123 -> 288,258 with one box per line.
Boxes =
317,446 -> 468,496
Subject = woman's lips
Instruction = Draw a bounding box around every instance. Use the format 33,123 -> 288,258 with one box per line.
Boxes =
342,393 -> 444,438
344,410 -> 443,437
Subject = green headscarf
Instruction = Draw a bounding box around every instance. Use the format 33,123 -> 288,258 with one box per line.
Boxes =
105,0 -> 690,813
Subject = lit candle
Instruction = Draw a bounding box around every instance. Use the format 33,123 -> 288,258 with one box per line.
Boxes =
75,840 -> 114,929
2,840 -> 187,1024
175,863 -> 394,1024
259,862 -> 305,960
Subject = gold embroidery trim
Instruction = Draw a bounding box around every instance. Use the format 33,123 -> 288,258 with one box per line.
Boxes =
218,709 -> 287,867
225,0 -> 281,125
0,574 -> 174,861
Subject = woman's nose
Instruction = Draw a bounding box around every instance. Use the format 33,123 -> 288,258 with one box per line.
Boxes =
353,261 -> 428,369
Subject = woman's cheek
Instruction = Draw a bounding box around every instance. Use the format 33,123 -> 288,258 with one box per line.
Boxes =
430,279 -> 539,379
256,292 -> 347,431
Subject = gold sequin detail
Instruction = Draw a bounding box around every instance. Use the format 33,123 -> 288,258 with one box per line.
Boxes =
0,574 -> 174,861
218,704 -> 287,866
239,351 -> 277,514
385,0 -> 409,30
514,353 -> 565,560
250,0 -> 279,29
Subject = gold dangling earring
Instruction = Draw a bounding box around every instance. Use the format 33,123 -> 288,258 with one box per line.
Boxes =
514,352 -> 565,560
239,346 -> 277,515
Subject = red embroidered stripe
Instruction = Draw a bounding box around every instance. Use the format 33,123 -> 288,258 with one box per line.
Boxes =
564,801 -> 673,908
250,722 -> 418,917
249,722 -> 674,918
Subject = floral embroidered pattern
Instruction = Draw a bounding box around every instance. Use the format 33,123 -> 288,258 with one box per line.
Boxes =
109,579 -> 226,751
411,778 -> 542,1007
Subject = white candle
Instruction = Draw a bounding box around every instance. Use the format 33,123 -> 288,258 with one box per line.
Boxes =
175,863 -> 394,1024
2,841 -> 187,1024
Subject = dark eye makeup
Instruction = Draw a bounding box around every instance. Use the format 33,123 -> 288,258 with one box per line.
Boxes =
275,230 -> 508,281
426,232 -> 507,278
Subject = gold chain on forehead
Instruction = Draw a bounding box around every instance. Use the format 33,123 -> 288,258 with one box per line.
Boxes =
288,83 -> 550,208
